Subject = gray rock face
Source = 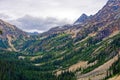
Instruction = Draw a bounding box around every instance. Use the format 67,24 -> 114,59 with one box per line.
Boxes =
74,14 -> 88,24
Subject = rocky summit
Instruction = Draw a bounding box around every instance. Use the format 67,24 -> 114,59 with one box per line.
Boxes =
74,14 -> 89,24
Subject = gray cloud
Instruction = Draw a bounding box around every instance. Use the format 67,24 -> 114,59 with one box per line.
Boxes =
0,0 -> 109,32
0,13 -> 11,20
0,0 -> 108,21
10,15 -> 70,33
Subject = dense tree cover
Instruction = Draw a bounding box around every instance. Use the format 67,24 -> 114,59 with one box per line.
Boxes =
81,34 -> 120,74
0,51 -> 77,80
1,26 -> 120,80
0,30 -> 2,34
110,57 -> 120,75
57,71 -> 76,80
32,54 -> 53,63
107,36 -> 120,77
111,35 -> 120,47
104,56 -> 120,79
0,40 -> 8,48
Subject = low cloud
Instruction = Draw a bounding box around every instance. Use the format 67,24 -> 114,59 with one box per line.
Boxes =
0,0 -> 108,21
0,13 -> 11,20
0,0 -> 108,33
10,15 -> 70,33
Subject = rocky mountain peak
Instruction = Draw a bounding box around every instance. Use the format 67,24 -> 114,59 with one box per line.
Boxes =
80,13 -> 88,18
89,0 -> 120,23
107,0 -> 120,3
74,13 -> 88,24
105,0 -> 120,8
103,0 -> 120,10
0,19 -> 28,39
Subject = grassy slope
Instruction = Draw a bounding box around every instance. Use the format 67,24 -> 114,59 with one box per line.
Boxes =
1,29 -> 120,79
17,31 -> 120,75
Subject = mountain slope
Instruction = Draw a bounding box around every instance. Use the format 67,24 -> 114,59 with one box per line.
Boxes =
22,0 -> 120,54
20,0 -> 120,79
0,19 -> 28,51
0,0 -> 120,80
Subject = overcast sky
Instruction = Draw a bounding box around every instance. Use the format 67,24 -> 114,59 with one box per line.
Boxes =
0,0 -> 108,32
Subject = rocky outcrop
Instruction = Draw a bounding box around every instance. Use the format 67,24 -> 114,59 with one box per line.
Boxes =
74,14 -> 89,24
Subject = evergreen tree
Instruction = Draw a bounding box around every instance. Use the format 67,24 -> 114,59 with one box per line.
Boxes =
0,29 -> 2,34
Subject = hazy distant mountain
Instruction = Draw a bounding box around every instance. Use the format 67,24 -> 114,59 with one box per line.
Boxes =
28,32 -> 39,35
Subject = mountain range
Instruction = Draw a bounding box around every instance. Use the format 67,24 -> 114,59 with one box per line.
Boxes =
0,0 -> 120,80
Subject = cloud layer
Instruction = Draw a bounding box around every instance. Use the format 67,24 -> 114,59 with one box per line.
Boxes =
0,0 -> 108,32
10,15 -> 70,33
0,0 -> 108,21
